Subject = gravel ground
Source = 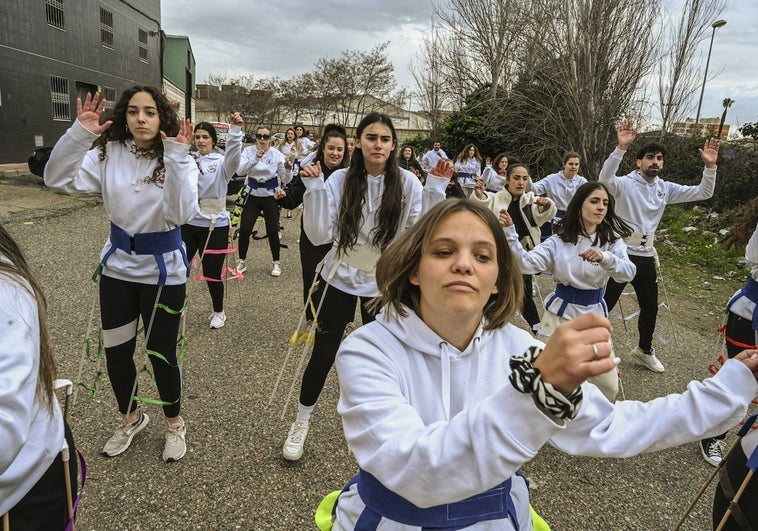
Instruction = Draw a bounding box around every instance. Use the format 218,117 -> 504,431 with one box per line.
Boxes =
2,180 -> 754,530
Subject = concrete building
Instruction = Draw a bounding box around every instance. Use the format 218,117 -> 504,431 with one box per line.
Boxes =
162,34 -> 196,121
0,1 -> 195,164
672,118 -> 731,140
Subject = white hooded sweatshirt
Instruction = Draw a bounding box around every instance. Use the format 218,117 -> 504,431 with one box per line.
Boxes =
334,308 -> 758,530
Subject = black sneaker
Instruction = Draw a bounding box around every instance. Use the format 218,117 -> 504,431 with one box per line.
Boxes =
699,437 -> 725,467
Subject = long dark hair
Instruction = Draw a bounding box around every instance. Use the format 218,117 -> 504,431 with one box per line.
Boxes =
194,122 -> 218,147
0,223 -> 56,412
93,85 -> 179,183
554,182 -> 632,245
337,113 -> 404,252
314,124 -> 348,177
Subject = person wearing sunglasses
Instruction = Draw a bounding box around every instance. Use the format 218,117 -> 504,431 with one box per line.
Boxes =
236,126 -> 289,276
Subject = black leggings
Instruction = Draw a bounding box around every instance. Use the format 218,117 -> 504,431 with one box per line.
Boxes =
7,423 -> 77,531
521,274 -> 540,330
712,312 -> 757,441
99,275 -> 185,418
299,280 -> 376,407
182,223 -> 229,312
604,254 -> 658,352
299,230 -> 332,311
238,195 -> 280,262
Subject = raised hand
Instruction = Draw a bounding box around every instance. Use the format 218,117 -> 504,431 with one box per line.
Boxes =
430,159 -> 455,179
534,197 -> 552,212
498,209 -> 513,228
474,177 -> 485,199
300,161 -> 322,179
534,312 -> 616,394
230,112 -> 244,127
616,120 -> 636,150
699,138 -> 720,169
76,92 -> 112,135
166,119 -> 194,145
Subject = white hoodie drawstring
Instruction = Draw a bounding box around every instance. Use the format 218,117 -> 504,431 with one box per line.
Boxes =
439,342 -> 452,421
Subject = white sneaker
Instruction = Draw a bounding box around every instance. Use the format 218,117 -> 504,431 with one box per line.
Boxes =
209,311 -> 226,329
632,347 -> 664,373
283,420 -> 309,461
163,419 -> 186,463
271,261 -> 281,277
102,411 -> 149,457
236,259 -> 246,273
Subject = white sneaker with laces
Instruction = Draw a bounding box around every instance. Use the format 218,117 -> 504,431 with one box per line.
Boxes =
209,311 -> 226,329
632,347 -> 665,373
236,259 -> 247,273
163,419 -> 186,463
271,261 -> 281,277
102,411 -> 149,457
283,420 -> 309,461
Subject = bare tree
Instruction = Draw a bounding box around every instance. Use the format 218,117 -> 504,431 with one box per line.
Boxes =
309,42 -> 400,129
202,73 -> 235,122
410,21 -> 450,139
432,0 -> 526,105
500,0 -> 662,177
656,0 -> 726,135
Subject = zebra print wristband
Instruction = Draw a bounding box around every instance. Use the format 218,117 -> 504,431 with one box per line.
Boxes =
509,346 -> 583,420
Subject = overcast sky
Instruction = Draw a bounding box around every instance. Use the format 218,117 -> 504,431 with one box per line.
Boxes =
160,1 -> 758,132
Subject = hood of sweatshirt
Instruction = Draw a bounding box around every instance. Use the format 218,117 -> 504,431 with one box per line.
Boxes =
373,307 -> 488,421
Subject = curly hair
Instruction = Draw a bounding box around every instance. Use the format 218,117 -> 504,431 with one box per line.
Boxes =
92,85 -> 179,183
337,112 -> 403,253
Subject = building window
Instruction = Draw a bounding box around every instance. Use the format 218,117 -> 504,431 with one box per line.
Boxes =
138,29 -> 148,62
100,8 -> 113,48
50,76 -> 70,121
46,0 -> 65,29
102,86 -> 116,112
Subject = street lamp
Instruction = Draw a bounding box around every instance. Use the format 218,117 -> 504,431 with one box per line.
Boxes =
694,19 -> 727,131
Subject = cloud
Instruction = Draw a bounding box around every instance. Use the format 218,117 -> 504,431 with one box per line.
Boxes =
161,0 -> 758,125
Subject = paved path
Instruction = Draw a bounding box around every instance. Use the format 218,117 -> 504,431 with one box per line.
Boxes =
1,179 -> 741,530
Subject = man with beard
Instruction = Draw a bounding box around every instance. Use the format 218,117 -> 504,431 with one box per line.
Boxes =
599,120 -> 720,373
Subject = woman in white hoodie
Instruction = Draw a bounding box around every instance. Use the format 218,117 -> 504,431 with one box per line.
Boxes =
0,223 -> 77,529
501,181 -> 635,401
44,88 -> 198,463
280,113 -> 451,462
331,199 -> 758,530
182,115 -> 244,329
474,163 -> 556,334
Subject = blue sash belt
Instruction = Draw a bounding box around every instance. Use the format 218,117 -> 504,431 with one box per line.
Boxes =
351,469 -> 519,530
546,284 -> 606,317
555,209 -> 566,219
100,223 -> 188,286
248,176 -> 279,192
726,276 -> 758,330
458,172 -> 474,187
